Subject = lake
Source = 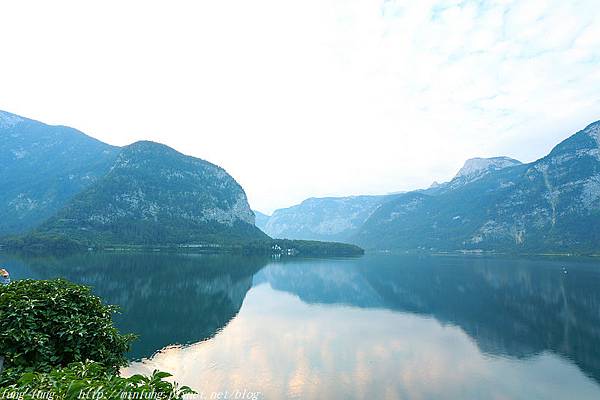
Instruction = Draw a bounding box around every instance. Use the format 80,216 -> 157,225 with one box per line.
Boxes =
2,252 -> 600,399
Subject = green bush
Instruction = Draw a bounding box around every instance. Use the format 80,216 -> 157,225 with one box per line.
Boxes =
4,361 -> 194,399
0,279 -> 135,384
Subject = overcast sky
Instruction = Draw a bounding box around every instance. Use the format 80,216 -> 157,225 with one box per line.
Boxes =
1,0 -> 599,213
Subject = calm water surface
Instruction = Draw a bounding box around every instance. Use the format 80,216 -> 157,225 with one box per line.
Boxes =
2,252 -> 600,399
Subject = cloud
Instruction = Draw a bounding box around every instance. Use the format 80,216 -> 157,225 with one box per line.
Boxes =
0,0 -> 599,212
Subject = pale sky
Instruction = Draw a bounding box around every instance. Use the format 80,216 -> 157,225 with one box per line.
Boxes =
1,0 -> 599,214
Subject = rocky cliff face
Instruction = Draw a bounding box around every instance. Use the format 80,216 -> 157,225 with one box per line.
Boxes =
425,156 -> 522,194
455,157 -> 522,180
38,141 -> 266,245
354,120 -> 600,252
0,110 -> 119,235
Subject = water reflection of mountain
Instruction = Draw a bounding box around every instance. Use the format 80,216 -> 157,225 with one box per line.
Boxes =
253,258 -> 384,307
258,255 -> 600,383
3,252 -> 267,360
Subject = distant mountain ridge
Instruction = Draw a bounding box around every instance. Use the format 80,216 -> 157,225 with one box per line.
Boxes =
4,108 -> 599,253
0,110 -> 119,235
0,110 -> 266,247
262,195 -> 397,241
354,120 -> 600,253
263,120 -> 600,254
253,210 -> 271,232
258,157 -> 524,243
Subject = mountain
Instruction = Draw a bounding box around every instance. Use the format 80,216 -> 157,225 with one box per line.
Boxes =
263,195 -> 396,241
354,120 -> 600,253
448,156 -> 522,188
0,110 -> 119,235
423,156 -> 523,195
455,156 -> 522,180
33,141 -> 267,246
0,110 -> 361,255
253,210 -> 271,231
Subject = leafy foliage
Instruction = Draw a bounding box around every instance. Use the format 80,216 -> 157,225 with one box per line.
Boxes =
5,361 -> 194,399
0,233 -> 86,254
0,279 -> 135,385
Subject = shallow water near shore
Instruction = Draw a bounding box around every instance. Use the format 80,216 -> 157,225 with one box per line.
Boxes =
3,252 -> 600,399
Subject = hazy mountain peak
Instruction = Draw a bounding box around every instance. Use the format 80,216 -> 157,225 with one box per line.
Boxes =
263,194 -> 395,241
0,110 -> 119,235
0,110 -> 25,128
253,210 -> 271,231
454,157 -> 522,180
